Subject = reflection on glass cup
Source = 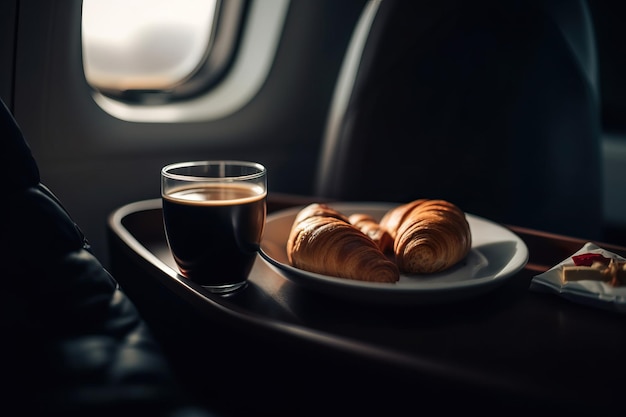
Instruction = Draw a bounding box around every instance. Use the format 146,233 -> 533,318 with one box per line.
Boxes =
161,161 -> 267,294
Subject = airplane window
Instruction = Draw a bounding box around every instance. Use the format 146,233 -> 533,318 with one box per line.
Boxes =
82,0 -> 223,103
84,0 -> 289,123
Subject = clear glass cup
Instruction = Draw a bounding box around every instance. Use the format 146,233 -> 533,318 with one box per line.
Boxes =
161,161 -> 267,294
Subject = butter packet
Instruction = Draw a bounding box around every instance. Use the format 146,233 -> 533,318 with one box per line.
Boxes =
530,242 -> 626,313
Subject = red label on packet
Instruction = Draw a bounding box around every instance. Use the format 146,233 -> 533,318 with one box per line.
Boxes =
571,253 -> 609,267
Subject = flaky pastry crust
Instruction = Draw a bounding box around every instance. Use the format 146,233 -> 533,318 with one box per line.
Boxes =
379,199 -> 471,274
287,204 -> 399,283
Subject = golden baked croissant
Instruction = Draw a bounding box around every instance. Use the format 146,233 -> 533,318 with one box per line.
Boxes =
379,199 -> 471,274
348,213 -> 394,254
287,204 -> 400,283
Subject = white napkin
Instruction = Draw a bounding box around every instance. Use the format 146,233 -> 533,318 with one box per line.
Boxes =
530,242 -> 626,313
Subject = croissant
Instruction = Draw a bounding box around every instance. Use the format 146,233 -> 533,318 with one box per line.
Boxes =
348,213 -> 394,254
379,199 -> 472,274
287,204 -> 400,283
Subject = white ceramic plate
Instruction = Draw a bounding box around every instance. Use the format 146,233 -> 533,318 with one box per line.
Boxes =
259,202 -> 529,304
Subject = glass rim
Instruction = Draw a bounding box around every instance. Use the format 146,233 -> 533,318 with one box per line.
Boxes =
161,160 -> 266,182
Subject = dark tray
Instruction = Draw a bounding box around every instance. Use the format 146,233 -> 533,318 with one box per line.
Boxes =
108,196 -> 626,415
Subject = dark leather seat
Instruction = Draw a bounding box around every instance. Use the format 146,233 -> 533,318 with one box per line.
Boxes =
1,98 -> 220,416
315,0 -> 603,240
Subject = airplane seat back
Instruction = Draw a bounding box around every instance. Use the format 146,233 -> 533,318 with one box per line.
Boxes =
314,0 -> 603,240
0,98 -> 219,416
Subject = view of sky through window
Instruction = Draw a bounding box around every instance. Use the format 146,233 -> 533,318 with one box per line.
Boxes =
82,0 -> 217,92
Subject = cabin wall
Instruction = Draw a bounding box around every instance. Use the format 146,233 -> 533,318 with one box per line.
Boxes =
0,1 -> 17,106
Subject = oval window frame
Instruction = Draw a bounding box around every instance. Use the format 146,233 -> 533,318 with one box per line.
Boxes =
85,0 -> 291,123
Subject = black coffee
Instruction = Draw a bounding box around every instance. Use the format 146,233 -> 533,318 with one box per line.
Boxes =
162,183 -> 266,287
